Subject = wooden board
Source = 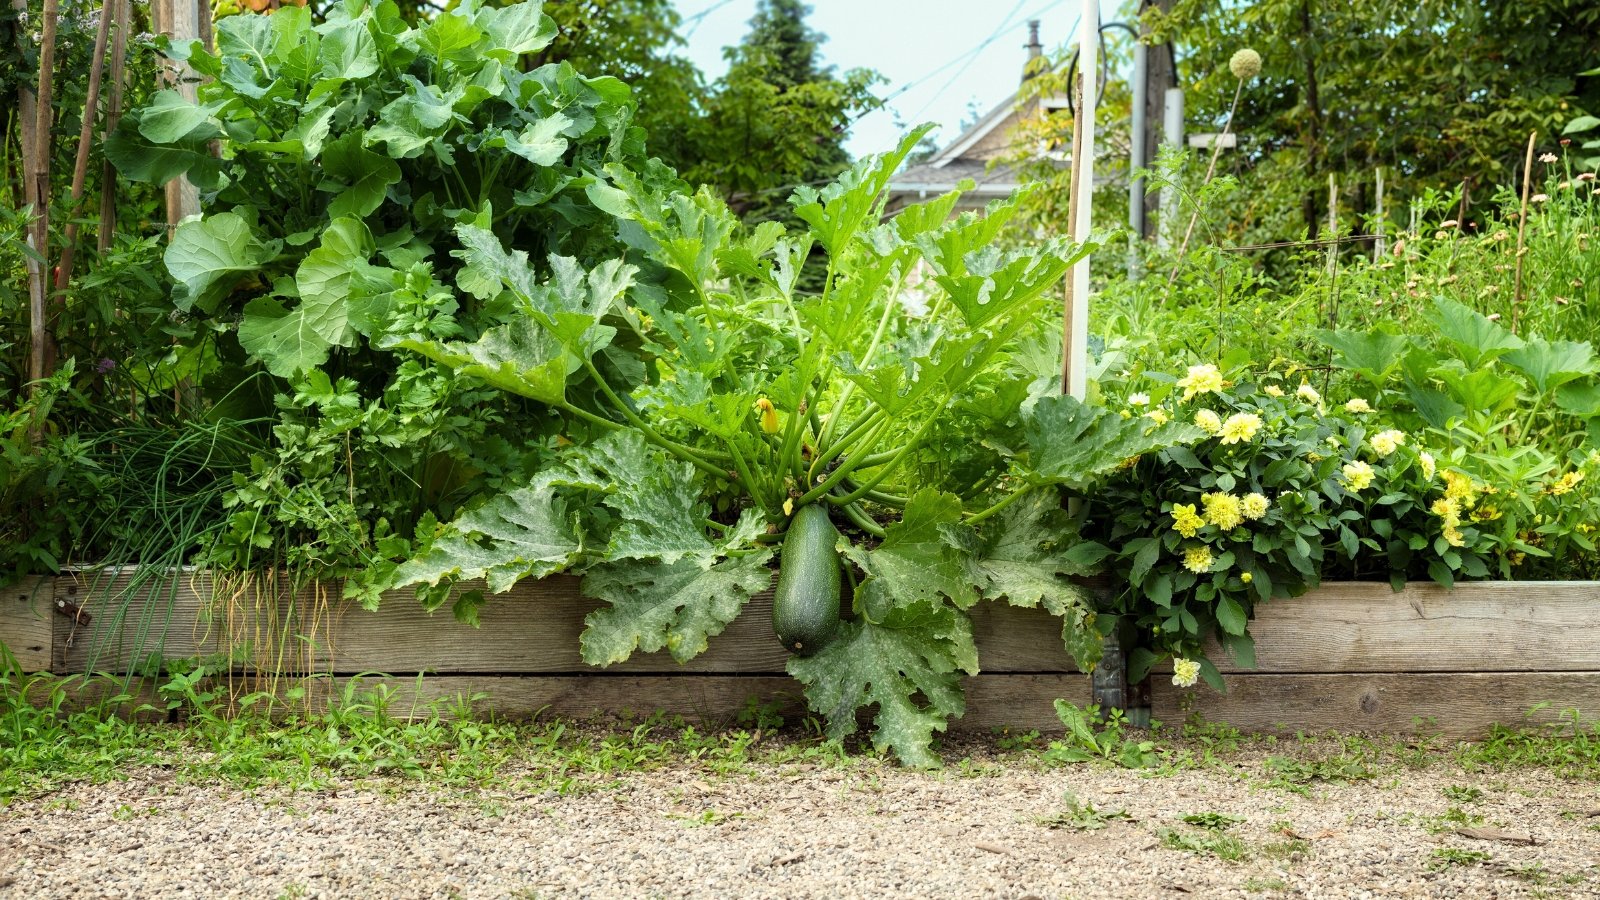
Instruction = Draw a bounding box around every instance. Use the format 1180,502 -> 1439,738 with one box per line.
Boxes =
1152,672 -> 1600,740
1208,581 -> 1600,674
0,576 -> 54,672
303,673 -> 1091,733
43,572 -> 1082,675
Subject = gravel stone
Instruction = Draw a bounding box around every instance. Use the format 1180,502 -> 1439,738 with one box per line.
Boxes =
3,740 -> 1598,899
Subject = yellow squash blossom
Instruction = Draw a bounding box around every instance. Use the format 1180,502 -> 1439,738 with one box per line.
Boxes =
755,398 -> 780,435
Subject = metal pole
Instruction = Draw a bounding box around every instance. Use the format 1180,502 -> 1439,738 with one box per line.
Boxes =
1155,86 -> 1183,248
1128,40 -> 1148,242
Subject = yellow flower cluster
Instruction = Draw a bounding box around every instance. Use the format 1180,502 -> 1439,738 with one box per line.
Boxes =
1202,492 -> 1245,531
1419,451 -> 1436,481
1183,545 -> 1214,574
1263,385 -> 1285,398
1170,503 -> 1205,538
1220,412 -> 1262,444
1178,364 -> 1225,400
1344,398 -> 1372,413
1145,408 -> 1170,425
1342,460 -> 1375,492
1442,469 -> 1477,505
1546,470 -> 1585,496
1369,429 -> 1406,457
1431,496 -> 1466,547
1171,658 -> 1201,688
1194,409 -> 1222,435
1296,382 -> 1321,404
1241,492 -> 1270,520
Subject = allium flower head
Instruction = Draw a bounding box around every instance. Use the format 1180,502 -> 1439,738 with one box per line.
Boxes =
1172,658 -> 1202,688
1220,412 -> 1262,444
1229,48 -> 1262,80
1194,409 -> 1223,435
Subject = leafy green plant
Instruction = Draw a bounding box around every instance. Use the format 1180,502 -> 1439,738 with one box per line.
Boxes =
1035,791 -> 1132,831
1043,700 -> 1158,767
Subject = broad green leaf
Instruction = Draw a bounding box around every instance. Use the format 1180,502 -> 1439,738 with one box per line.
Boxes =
390,317 -> 570,404
1427,297 -> 1523,368
562,432 -> 716,565
367,76 -> 463,158
1215,595 -> 1248,636
1314,327 -> 1410,383
479,0 -> 557,56
317,10 -> 379,80
1563,115 -> 1600,134
103,114 -> 213,186
1445,366 -> 1521,415
788,600 -> 977,768
392,477 -> 584,593
1024,395 -> 1204,488
842,489 -> 977,621
932,239 -> 1081,330
1503,338 -> 1599,393
414,8 -> 483,65
1555,381 -> 1600,418
295,216 -> 375,313
238,295 -> 338,376
792,124 -> 933,255
320,132 -> 401,218
137,90 -> 223,143
501,113 -> 572,166
956,489 -> 1097,609
165,213 -> 281,313
579,549 -> 775,666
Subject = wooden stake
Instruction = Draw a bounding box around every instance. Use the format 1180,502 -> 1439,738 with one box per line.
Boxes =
1061,0 -> 1097,401
1512,130 -> 1536,333
27,0 -> 63,389
98,0 -> 132,253
55,0 -> 116,293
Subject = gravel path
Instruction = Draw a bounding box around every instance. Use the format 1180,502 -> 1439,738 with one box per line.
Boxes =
4,742 -> 1598,899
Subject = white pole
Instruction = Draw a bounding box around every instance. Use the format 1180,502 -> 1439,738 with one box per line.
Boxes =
1064,0 -> 1098,400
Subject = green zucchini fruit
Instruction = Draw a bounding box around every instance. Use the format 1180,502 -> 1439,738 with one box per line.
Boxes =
772,502 -> 842,655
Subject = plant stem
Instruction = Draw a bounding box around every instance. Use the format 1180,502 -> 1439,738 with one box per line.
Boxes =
1168,77 -> 1246,286
836,497 -> 887,538
578,360 -> 728,480
965,482 -> 1040,524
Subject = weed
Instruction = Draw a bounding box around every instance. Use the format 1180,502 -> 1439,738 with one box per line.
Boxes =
1421,806 -> 1486,834
1242,876 -> 1289,893
1035,791 -> 1132,831
1260,838 -> 1311,861
1429,847 -> 1492,870
1457,707 -> 1600,780
1181,811 -> 1245,829
1441,784 -> 1484,803
1158,827 -> 1251,862
1045,701 -> 1158,768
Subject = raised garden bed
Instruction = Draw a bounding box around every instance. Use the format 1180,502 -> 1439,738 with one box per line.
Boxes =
4,574 -> 1597,739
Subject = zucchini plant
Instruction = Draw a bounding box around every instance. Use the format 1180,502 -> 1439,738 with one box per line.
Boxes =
386,127 -> 1197,765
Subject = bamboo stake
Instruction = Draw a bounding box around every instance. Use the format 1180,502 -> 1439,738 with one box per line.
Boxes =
98,0 -> 131,252
27,0 -> 63,389
1512,131 -> 1536,333
55,0 -> 116,293
1062,0 -> 1098,401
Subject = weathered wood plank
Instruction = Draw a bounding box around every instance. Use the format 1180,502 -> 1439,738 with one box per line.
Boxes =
1152,672 -> 1600,740
47,572 -> 1082,675
0,576 -> 54,671
306,673 -> 1091,732
1211,581 -> 1600,674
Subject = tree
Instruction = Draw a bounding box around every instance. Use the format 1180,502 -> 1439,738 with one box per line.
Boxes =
1150,0 -> 1600,243
684,0 -> 880,224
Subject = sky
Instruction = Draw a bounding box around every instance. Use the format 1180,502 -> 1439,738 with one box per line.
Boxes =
669,0 -> 1099,159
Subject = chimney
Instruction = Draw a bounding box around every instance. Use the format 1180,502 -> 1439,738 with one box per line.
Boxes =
1022,20 -> 1042,83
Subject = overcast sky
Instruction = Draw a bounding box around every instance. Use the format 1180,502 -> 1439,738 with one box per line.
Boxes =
670,0 -> 1104,159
